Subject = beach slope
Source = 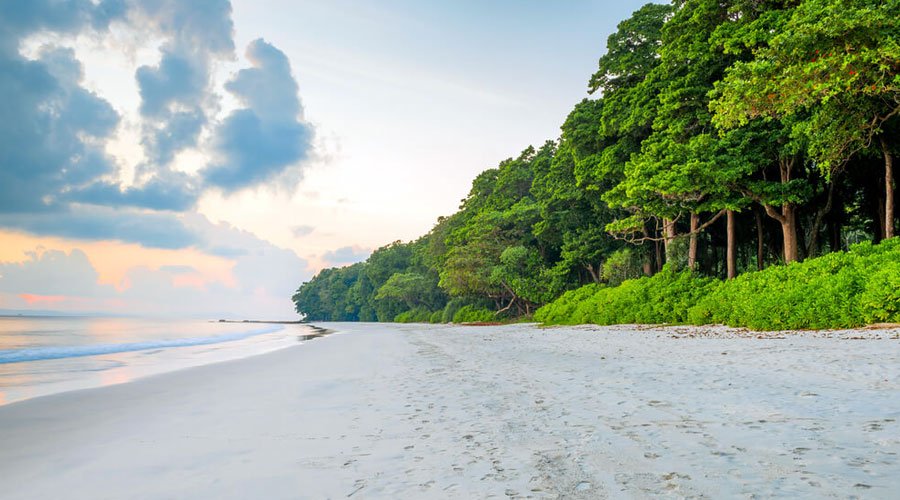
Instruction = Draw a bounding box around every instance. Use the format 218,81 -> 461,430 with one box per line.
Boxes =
1,323 -> 898,498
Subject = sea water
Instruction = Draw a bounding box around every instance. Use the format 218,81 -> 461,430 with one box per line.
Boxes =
0,316 -> 314,405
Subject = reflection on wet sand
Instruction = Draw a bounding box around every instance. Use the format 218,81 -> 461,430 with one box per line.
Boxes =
298,325 -> 333,342
99,361 -> 133,387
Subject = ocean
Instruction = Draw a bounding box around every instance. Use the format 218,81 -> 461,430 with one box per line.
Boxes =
0,316 -> 316,405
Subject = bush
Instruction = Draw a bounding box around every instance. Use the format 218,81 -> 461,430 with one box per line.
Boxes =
689,239 -> 900,330
393,307 -> 432,323
440,298 -> 466,323
534,283 -> 603,324
536,267 -> 717,326
601,248 -> 643,286
452,305 -> 495,323
429,310 -> 445,323
537,238 -> 900,331
857,262 -> 900,323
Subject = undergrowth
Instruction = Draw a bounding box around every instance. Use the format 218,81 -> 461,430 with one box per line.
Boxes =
535,238 -> 900,331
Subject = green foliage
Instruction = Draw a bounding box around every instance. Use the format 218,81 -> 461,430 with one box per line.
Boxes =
452,305 -> 496,324
492,246 -> 554,305
691,239 -> 900,329
689,255 -> 861,329
858,262 -> 900,323
294,1 -> 899,330
440,298 -> 466,324
711,0 -> 899,171
291,263 -> 367,321
533,284 -> 604,325
293,240 -> 447,322
539,239 -> 900,330
536,267 -> 718,326
601,248 -> 643,286
429,310 -> 445,324
375,272 -> 443,310
394,307 -> 433,323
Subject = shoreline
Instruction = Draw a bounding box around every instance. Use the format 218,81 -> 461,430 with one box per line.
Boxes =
1,322 -> 898,498
0,322 -> 328,407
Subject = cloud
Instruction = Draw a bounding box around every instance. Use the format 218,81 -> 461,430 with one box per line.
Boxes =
131,0 -> 235,167
0,210 -> 313,316
0,0 -> 128,215
0,1 -> 126,46
0,225 -> 312,317
292,225 -> 315,237
65,0 -> 238,212
0,1 -> 200,223
0,207 -> 199,249
0,1 -> 315,319
203,39 -> 315,192
182,214 -> 312,297
159,265 -> 197,274
0,249 -> 112,297
0,0 -> 318,252
0,44 -> 120,213
63,171 -> 199,211
322,246 -> 372,266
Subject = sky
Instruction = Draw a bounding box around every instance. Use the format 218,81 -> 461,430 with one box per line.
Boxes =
0,0 -> 659,319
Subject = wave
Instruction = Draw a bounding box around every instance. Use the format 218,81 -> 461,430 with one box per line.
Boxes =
0,325 -> 284,364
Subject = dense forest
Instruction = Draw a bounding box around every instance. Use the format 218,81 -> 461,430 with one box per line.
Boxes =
293,0 -> 900,329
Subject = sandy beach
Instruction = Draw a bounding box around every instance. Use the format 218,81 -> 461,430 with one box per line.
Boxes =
1,322 -> 899,499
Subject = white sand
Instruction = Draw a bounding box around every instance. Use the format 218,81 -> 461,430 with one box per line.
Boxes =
1,322 -> 898,499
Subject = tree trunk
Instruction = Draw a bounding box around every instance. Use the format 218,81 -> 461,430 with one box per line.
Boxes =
585,263 -> 600,283
755,208 -> 764,271
710,243 -> 718,277
688,212 -> 699,271
761,202 -> 799,263
875,190 -> 886,243
655,238 -> 663,273
640,225 -> 652,276
726,210 -> 737,279
782,204 -> 799,263
663,218 -> 677,263
827,191 -> 843,252
883,137 -> 895,240
806,180 -> 836,259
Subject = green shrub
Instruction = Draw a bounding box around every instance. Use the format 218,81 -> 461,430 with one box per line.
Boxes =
534,283 -> 603,324
429,310 -> 445,323
536,267 -> 716,326
538,238 -> 900,331
689,239 -> 900,330
393,307 -> 432,323
858,262 -> 900,323
440,298 -> 466,323
452,305 -> 495,323
601,248 -> 643,286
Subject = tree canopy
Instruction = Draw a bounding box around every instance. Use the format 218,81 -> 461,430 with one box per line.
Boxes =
294,0 -> 898,323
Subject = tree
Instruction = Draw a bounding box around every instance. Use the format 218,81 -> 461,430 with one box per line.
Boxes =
438,146 -> 547,308
532,104 -> 623,286
375,272 -> 441,310
585,3 -> 674,273
713,0 -> 900,239
605,0 -> 746,275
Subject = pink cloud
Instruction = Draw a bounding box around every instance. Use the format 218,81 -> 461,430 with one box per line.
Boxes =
18,293 -> 68,305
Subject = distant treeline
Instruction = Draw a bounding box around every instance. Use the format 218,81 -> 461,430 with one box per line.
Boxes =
293,0 -> 899,326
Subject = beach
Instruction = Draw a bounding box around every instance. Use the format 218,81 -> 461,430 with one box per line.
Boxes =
1,322 -> 899,499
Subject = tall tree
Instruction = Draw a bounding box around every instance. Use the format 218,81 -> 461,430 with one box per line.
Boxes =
713,0 -> 900,239
585,2 -> 673,272
605,0 -> 745,272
